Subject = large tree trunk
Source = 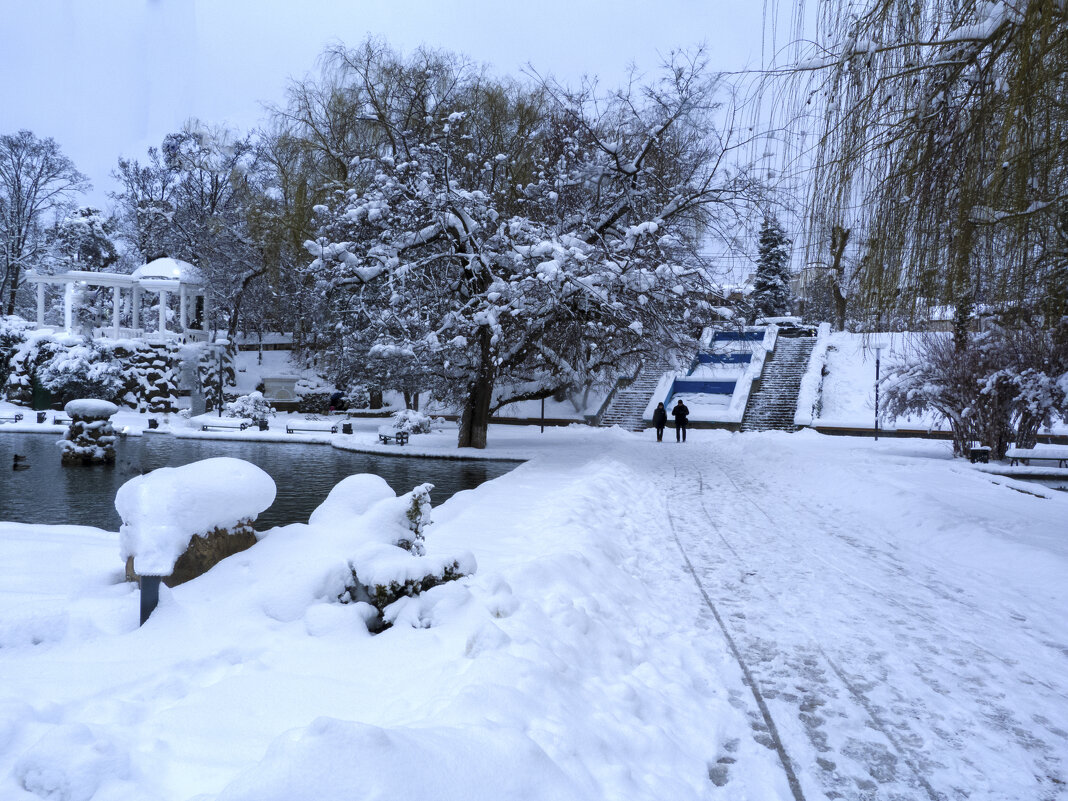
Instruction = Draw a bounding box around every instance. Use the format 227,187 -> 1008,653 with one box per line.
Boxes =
457,328 -> 494,449
830,226 -> 850,332
5,264 -> 20,316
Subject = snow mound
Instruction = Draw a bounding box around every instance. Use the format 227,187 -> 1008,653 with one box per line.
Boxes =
215,717 -> 584,801
63,399 -> 118,420
308,473 -> 395,526
116,458 -> 276,576
12,723 -> 134,801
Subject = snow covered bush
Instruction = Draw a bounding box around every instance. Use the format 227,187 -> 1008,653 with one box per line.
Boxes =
196,344 -> 235,411
388,408 -> 433,435
109,341 -> 182,413
325,480 -> 475,631
0,315 -> 30,393
225,391 -> 276,420
4,331 -> 73,405
882,324 -> 1068,457
38,342 -> 124,406
346,384 -> 370,409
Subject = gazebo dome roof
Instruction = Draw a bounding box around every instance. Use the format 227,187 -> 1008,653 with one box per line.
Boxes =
132,258 -> 204,285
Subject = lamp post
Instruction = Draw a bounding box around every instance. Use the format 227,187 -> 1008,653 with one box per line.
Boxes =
872,341 -> 888,441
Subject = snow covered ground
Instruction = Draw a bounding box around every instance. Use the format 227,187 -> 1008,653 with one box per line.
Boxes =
1,427 -> 1066,800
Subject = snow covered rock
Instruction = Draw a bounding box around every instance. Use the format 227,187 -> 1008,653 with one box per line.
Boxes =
116,457 -> 276,579
59,399 -> 119,466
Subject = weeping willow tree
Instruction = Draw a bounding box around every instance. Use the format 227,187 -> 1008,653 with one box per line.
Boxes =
774,0 -> 1068,329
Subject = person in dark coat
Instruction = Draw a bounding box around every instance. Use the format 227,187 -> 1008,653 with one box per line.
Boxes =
652,402 -> 667,442
672,398 -> 690,442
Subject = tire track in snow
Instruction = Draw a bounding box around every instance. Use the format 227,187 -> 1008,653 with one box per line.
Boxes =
664,467 -> 807,801
668,444 -> 1067,799
669,460 -> 946,801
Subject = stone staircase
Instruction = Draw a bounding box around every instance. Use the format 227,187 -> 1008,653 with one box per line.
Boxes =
740,338 -> 815,432
597,365 -> 671,431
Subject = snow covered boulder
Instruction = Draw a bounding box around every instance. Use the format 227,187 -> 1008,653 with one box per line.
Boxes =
116,457 -> 276,585
59,399 -> 119,466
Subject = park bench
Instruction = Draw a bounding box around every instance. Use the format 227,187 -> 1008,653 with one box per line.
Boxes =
52,415 -> 71,426
201,420 -> 259,432
378,431 -> 410,446
0,413 -> 24,424
1006,446 -> 1068,469
286,423 -> 338,434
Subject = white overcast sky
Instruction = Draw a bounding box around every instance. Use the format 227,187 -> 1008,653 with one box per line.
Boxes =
0,1 -> 767,208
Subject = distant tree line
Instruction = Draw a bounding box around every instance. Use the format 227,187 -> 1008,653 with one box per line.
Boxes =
0,38 -> 765,447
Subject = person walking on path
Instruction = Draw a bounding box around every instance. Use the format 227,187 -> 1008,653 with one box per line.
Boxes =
652,402 -> 668,442
672,398 -> 690,442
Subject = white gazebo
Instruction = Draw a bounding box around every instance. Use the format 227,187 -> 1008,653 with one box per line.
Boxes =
26,257 -> 211,343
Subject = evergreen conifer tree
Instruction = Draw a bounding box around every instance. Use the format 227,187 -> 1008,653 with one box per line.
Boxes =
749,216 -> 793,322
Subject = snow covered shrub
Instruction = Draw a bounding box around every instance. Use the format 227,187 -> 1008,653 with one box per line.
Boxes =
225,391 -> 276,420
297,390 -> 331,414
882,325 -> 1068,457
4,332 -> 75,406
196,343 -> 235,410
110,342 -> 181,413
346,384 -> 371,409
335,482 -> 475,631
389,408 -> 433,435
0,316 -> 30,393
38,343 -> 124,406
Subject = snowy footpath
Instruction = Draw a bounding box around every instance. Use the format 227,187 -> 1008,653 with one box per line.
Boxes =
0,428 -> 1066,800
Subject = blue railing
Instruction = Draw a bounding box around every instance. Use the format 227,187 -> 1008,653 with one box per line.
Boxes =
713,330 -> 763,342
667,378 -> 736,405
697,352 -> 752,364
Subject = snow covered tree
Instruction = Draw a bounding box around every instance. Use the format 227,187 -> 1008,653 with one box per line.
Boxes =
748,215 -> 792,322
0,131 -> 88,315
43,207 -> 119,273
882,324 -> 1068,458
305,42 -> 756,448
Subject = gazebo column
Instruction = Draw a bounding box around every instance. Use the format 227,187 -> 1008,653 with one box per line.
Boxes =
36,283 -> 46,328
158,290 -> 169,334
112,286 -> 122,336
63,283 -> 74,333
179,285 -> 188,330
132,287 -> 141,331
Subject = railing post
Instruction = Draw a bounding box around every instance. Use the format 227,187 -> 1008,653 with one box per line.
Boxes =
140,575 -> 162,625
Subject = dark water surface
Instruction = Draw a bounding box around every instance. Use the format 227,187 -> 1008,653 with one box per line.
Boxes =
1,432 -> 516,531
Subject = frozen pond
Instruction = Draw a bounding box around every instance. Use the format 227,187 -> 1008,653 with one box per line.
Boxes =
0,432 -> 517,531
